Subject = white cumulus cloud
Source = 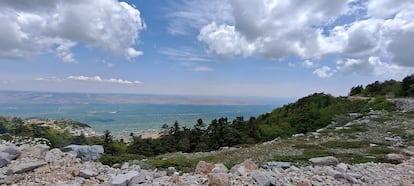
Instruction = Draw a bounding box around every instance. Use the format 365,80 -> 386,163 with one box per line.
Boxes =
313,66 -> 334,78
188,0 -> 414,77
0,0 -> 145,62
67,76 -> 142,85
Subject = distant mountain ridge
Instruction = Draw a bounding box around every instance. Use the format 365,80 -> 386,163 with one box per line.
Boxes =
0,90 -> 283,105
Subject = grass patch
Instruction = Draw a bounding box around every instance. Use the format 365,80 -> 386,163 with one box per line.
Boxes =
321,140 -> 372,149
293,143 -> 324,150
336,124 -> 369,133
148,156 -> 198,172
100,154 -> 146,166
335,153 -> 388,164
272,148 -> 335,166
367,146 -> 394,154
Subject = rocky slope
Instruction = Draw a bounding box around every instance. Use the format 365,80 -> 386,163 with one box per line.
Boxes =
0,98 -> 413,186
1,142 -> 414,186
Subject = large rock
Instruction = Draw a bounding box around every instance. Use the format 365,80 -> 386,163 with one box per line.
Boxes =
110,170 -> 139,186
78,169 -> 98,178
195,161 -> 214,175
64,145 -> 104,160
208,173 -> 231,186
211,163 -> 228,173
265,161 -> 291,169
129,170 -> 153,185
309,156 -> 339,166
20,144 -> 50,159
230,159 -> 258,176
251,170 -> 276,186
9,160 -> 47,174
386,153 -> 407,163
0,144 -> 21,168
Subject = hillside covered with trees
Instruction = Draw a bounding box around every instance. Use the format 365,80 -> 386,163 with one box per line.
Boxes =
349,74 -> 414,97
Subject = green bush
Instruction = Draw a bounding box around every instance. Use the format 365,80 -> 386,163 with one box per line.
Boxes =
148,157 -> 198,172
100,154 -> 146,166
321,140 -> 372,149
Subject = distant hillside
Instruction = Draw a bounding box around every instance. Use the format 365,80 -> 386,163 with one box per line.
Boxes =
349,74 -> 414,97
0,91 -> 282,105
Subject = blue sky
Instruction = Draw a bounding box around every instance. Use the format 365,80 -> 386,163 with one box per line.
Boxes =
0,0 -> 413,98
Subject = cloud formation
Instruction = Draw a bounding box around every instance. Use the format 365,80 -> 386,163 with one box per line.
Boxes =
36,76 -> 142,85
0,0 -> 145,62
193,0 -> 414,77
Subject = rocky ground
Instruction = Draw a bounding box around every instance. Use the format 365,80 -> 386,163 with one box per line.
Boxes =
1,98 -> 414,186
1,142 -> 414,186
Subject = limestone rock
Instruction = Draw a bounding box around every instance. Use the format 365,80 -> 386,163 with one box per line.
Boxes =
309,156 -> 339,166
336,163 -> 348,173
20,144 -> 50,159
195,161 -> 214,175
265,161 -> 291,169
230,159 -> 258,176
208,173 -> 230,186
251,170 -> 275,186
0,174 -> 24,185
0,144 -> 21,168
166,167 -> 176,176
63,145 -> 104,160
386,153 -> 407,163
9,160 -> 47,174
110,170 -> 139,186
211,163 -> 228,173
129,170 -> 153,185
78,169 -> 98,178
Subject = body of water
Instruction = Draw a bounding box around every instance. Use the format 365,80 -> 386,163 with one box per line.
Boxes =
0,104 -> 279,133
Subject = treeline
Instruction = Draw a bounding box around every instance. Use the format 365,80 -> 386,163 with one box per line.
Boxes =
0,117 -> 96,148
349,74 -> 414,97
121,93 -> 394,158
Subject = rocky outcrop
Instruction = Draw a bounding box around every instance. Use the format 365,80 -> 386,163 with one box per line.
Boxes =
309,156 -> 339,166
2,141 -> 414,185
8,160 -> 47,174
63,145 -> 104,160
195,160 -> 214,175
0,144 -> 21,168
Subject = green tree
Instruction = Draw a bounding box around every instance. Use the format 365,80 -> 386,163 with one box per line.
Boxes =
349,85 -> 364,96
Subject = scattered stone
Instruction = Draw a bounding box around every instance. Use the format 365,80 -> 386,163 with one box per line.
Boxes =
309,156 -> 339,166
402,146 -> 414,156
336,163 -> 348,173
195,161 -> 214,175
0,174 -> 24,184
0,144 -> 21,168
120,162 -> 129,170
316,128 -> 325,133
292,133 -> 305,137
9,160 -> 47,174
78,169 -> 98,178
385,137 -> 400,142
335,127 -> 350,130
386,153 -> 407,163
211,163 -> 228,173
20,144 -> 50,159
63,145 -> 104,160
251,170 -> 275,186
265,161 -> 291,169
208,173 -> 230,186
369,143 -> 378,147
110,170 -> 139,186
166,166 -> 176,176
230,159 -> 258,176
